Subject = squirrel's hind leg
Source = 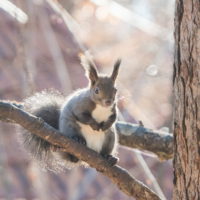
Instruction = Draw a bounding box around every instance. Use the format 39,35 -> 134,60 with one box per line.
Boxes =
58,124 -> 87,163
100,129 -> 118,166
60,135 -> 86,163
61,152 -> 79,163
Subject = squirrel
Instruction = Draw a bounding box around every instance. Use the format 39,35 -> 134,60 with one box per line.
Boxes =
20,57 -> 121,171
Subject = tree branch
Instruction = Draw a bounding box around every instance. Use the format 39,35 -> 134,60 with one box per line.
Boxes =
2,102 -> 173,160
0,101 -> 161,200
117,122 -> 173,160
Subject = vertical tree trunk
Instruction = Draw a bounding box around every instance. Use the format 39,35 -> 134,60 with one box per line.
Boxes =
173,0 -> 200,199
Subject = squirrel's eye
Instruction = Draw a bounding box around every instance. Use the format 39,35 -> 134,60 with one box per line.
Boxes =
94,88 -> 99,94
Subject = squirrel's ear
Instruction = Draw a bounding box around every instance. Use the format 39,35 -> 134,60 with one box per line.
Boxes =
111,59 -> 121,82
80,55 -> 98,86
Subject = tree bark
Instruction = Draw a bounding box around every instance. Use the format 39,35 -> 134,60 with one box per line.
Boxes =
173,0 -> 200,199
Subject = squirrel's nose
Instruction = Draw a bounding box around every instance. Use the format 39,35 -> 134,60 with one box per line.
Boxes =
105,99 -> 112,106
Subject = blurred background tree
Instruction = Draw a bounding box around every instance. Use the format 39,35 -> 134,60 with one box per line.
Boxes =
0,0 -> 174,199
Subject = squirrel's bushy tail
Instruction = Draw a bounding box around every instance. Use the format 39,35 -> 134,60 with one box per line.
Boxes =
19,89 -> 68,172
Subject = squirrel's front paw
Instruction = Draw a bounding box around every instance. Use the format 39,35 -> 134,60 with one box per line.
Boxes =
100,122 -> 111,131
91,123 -> 101,131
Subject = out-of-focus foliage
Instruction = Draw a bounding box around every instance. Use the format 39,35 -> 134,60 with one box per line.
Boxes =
0,0 -> 174,199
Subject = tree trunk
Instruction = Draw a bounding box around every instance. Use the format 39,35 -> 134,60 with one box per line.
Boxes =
173,0 -> 200,199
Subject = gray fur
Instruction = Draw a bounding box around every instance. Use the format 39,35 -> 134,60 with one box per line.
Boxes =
101,129 -> 117,156
20,59 -> 121,171
59,59 -> 121,165
20,89 -> 66,171
111,59 -> 121,82
59,87 -> 117,157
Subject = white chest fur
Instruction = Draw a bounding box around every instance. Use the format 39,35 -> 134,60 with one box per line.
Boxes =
92,104 -> 112,123
77,122 -> 105,153
77,105 -> 112,153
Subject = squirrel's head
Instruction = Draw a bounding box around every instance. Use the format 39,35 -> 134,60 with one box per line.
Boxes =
81,56 -> 121,107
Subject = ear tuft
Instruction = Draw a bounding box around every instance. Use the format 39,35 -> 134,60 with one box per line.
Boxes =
80,55 -> 98,86
111,59 -> 121,82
